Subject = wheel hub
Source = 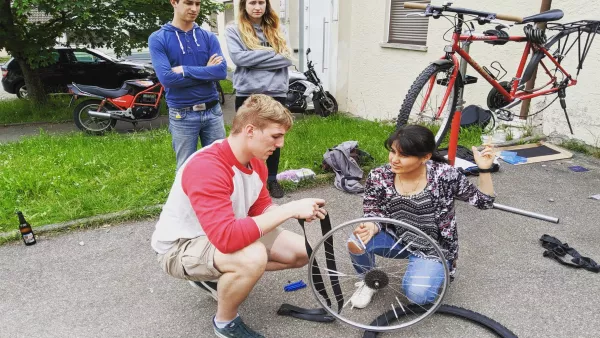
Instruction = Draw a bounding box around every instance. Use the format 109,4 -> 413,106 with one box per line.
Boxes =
364,269 -> 389,290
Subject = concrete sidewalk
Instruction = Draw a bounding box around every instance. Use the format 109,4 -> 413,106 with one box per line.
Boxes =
1,154 -> 600,338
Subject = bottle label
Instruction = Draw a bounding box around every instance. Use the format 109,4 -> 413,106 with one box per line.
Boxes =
23,233 -> 35,244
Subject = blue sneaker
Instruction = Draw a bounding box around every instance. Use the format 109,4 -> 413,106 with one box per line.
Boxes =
213,316 -> 265,338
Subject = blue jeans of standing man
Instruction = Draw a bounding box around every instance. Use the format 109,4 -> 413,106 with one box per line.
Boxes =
350,231 -> 447,305
168,103 -> 226,170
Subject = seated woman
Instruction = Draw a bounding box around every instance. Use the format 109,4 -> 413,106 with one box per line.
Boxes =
349,125 -> 496,308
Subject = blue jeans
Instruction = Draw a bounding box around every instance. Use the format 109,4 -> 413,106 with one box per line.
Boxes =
168,103 -> 226,170
350,231 -> 447,305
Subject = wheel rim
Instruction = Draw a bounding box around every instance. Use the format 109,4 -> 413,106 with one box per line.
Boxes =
308,217 -> 449,332
407,68 -> 456,143
322,96 -> 335,114
78,103 -> 113,132
19,85 -> 28,98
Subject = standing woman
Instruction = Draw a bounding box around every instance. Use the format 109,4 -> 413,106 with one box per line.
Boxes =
226,0 -> 293,198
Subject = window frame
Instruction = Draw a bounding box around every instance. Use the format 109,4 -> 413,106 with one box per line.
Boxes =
382,0 -> 430,51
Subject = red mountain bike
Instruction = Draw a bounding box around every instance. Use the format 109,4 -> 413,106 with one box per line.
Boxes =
397,2 -> 600,146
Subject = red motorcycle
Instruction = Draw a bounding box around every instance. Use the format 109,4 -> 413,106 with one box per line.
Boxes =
68,77 -> 165,135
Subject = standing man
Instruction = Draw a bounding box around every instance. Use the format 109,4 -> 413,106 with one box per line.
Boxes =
149,0 -> 228,170
152,95 -> 327,337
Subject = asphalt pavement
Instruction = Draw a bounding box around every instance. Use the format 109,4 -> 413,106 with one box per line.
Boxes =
1,153 -> 600,338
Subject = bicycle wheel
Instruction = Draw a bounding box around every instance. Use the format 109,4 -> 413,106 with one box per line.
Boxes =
396,63 -> 460,147
308,217 -> 450,333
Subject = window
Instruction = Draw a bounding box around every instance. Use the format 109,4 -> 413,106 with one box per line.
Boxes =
209,13 -> 219,34
388,0 -> 431,46
224,1 -> 235,26
73,51 -> 100,63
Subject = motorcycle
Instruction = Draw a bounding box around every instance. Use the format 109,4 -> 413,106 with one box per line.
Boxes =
68,77 -> 165,135
286,48 -> 338,117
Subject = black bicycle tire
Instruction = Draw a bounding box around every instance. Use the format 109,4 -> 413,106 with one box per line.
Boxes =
396,63 -> 460,147
362,304 -> 518,338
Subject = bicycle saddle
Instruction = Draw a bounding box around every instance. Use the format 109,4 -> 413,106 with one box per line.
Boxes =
521,9 -> 564,24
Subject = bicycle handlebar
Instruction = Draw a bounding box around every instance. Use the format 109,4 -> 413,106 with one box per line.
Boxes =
404,2 -> 427,10
403,2 -> 523,23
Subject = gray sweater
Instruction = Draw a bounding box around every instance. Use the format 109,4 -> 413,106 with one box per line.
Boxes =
225,24 -> 292,97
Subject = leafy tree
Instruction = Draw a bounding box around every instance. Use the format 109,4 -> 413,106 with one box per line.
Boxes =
0,0 -> 224,104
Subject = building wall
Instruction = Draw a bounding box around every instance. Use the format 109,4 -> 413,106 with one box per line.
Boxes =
340,0 -> 600,145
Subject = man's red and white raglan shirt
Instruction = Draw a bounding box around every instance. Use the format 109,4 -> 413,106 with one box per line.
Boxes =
151,139 -> 273,255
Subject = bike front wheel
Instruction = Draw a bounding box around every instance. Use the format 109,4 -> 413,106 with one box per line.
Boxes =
308,217 -> 450,333
397,63 -> 459,146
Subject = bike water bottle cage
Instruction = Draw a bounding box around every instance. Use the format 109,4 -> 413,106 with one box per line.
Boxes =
483,27 -> 509,45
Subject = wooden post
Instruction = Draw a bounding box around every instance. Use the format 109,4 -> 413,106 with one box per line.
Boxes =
519,0 -> 553,119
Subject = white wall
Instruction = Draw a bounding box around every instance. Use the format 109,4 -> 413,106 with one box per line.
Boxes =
340,0 -> 600,145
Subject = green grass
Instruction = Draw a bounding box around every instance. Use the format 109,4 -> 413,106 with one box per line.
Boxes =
0,114 -> 484,231
0,96 -> 73,125
560,139 -> 600,159
220,79 -> 234,94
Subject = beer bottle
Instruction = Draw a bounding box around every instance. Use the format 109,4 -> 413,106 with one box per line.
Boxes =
17,211 -> 36,246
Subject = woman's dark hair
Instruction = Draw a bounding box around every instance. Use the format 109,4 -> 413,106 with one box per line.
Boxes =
385,125 -> 448,163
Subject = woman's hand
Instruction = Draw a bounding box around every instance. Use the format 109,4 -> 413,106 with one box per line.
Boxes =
472,145 -> 495,169
353,222 -> 378,245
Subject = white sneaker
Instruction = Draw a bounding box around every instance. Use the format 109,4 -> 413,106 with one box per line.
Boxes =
350,281 -> 377,309
188,280 -> 218,301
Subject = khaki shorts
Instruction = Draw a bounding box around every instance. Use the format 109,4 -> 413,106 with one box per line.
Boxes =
157,227 -> 284,282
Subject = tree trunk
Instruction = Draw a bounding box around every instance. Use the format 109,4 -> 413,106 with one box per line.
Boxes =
15,58 -> 48,105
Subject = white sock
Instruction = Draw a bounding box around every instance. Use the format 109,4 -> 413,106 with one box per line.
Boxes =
214,314 -> 239,329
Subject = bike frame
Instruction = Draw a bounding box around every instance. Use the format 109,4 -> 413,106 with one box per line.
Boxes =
102,82 -> 164,111
430,17 -> 578,119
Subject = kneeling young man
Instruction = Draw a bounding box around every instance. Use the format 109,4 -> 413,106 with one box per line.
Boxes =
151,94 -> 326,338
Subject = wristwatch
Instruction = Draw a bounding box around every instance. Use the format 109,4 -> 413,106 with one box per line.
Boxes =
478,167 -> 494,173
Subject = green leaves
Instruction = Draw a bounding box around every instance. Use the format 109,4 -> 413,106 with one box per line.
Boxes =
1,0 -> 225,66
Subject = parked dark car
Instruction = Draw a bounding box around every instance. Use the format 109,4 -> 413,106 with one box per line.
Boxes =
1,47 -> 154,98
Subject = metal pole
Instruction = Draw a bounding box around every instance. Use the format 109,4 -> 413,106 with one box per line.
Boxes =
519,0 -> 553,119
493,203 -> 560,223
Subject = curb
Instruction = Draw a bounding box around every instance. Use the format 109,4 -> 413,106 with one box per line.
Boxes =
0,173 -> 338,244
1,120 -> 72,128
0,204 -> 164,243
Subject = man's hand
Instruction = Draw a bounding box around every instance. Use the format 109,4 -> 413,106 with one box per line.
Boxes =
353,222 -> 378,245
172,66 -> 184,74
207,54 -> 224,66
283,198 -> 326,221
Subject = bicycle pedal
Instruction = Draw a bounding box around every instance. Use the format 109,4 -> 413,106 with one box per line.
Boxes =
495,109 -> 513,121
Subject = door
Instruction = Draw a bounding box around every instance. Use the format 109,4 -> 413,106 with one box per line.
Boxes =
71,50 -> 111,87
303,0 -> 332,90
302,0 -> 338,92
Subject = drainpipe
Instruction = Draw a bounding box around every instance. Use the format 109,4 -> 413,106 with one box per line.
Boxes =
519,0 -> 552,119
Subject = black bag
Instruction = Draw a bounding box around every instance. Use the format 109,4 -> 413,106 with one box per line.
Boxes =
437,145 -> 500,176
460,105 -> 492,129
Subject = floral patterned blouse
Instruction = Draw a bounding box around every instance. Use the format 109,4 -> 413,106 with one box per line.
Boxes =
363,161 -> 495,273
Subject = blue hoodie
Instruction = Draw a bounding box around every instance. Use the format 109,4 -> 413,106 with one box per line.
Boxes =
149,23 -> 227,109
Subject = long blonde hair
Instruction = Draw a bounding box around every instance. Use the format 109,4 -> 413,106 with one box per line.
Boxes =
237,0 -> 292,59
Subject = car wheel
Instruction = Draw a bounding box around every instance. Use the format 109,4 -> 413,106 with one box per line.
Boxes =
16,82 -> 28,99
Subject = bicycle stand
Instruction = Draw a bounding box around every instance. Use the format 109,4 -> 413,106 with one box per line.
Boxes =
447,43 -> 560,224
